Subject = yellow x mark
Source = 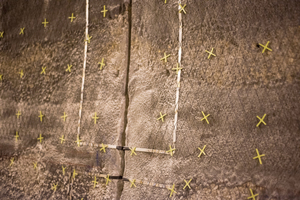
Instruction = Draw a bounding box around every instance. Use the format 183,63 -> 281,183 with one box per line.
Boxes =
51,183 -> 58,192
179,4 -> 187,14
98,58 -> 105,70
253,148 -> 265,165
86,34 -> 92,43
129,179 -> 136,188
172,63 -> 183,74
42,18 -> 49,27
75,135 -> 82,147
167,184 -> 177,197
105,174 -> 111,185
201,111 -> 210,124
256,114 -> 266,127
259,41 -> 272,53
73,169 -> 78,179
205,48 -> 216,59
157,112 -> 167,122
248,188 -> 259,200
37,134 -> 44,143
92,176 -> 98,188
100,143 -> 108,153
66,64 -> 72,72
101,5 -> 108,17
69,13 -> 76,22
59,135 -> 65,144
41,67 -> 46,75
15,131 -> 19,141
183,179 -> 192,189
33,162 -> 37,169
130,147 -> 137,156
166,145 -> 175,156
10,157 -> 14,167
62,166 -> 66,175
160,52 -> 170,62
198,145 -> 206,158
19,27 -> 25,35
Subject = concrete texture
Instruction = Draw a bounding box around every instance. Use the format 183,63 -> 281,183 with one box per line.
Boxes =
0,0 -> 129,199
0,0 -> 300,199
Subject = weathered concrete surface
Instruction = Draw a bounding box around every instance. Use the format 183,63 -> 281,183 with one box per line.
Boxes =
121,0 -> 300,199
0,0 -> 129,199
1,0 -> 300,199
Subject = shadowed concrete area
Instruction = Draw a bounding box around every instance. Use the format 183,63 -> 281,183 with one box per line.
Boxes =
0,0 -> 129,199
0,0 -> 300,199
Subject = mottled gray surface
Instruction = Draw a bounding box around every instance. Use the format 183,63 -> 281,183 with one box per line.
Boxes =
122,0 -> 300,200
0,0 -> 128,199
0,0 -> 300,199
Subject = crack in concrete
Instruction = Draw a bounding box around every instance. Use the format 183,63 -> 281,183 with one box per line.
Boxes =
116,0 -> 132,199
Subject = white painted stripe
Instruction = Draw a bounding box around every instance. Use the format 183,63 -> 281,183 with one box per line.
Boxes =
173,1 -> 183,145
77,0 -> 89,136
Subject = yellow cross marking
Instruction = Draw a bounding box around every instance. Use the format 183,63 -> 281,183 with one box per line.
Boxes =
15,131 -> 19,141
92,112 -> 99,124
86,34 -> 92,43
198,145 -> 206,158
33,162 -> 37,169
157,112 -> 167,122
183,179 -> 192,189
73,169 -> 78,179
0,32 -> 3,38
166,145 -> 175,156
92,176 -> 98,188
201,111 -> 210,124
66,64 -> 72,72
42,18 -> 49,27
101,5 -> 108,17
130,147 -> 137,156
19,27 -> 25,35
179,4 -> 187,14
98,58 -> 105,70
167,184 -> 177,197
164,0 -> 167,3
41,67 -> 46,75
100,143 -> 108,153
61,112 -> 68,122
10,157 -> 14,167
160,52 -> 170,62
69,13 -> 76,22
59,135 -> 65,144
19,70 -> 24,78
129,179 -> 136,188
62,166 -> 66,175
248,188 -> 259,200
259,41 -> 272,53
75,135 -> 82,147
105,174 -> 111,185
0,74 -> 2,80
256,114 -> 266,127
205,48 -> 216,59
37,134 -> 43,143
38,111 -> 44,122
172,63 -> 183,74
16,111 -> 21,119
253,148 -> 265,165
51,183 -> 58,192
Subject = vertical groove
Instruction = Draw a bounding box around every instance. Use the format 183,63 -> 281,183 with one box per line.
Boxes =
77,0 -> 89,137
117,0 -> 132,199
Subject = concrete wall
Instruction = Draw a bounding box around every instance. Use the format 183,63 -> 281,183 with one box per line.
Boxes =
0,0 -> 299,199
